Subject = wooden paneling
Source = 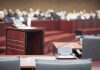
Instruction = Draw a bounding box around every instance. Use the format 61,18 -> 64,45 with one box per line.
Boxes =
0,0 -> 99,11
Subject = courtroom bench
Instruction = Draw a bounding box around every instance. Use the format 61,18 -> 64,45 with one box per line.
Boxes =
73,19 -> 100,35
75,28 -> 100,35
44,31 -> 63,36
30,20 -> 75,36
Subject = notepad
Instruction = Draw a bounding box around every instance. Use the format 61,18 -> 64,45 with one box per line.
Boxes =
13,19 -> 27,28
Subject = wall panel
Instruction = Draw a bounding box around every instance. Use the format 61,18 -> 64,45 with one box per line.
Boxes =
0,0 -> 99,11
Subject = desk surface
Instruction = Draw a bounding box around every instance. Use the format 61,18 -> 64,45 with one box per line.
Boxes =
53,42 -> 82,49
21,55 -> 100,70
6,27 -> 44,32
0,55 -> 100,70
19,55 -> 56,68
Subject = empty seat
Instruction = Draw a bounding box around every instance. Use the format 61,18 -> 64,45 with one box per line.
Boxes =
0,56 -> 20,70
82,36 -> 100,61
36,59 -> 92,70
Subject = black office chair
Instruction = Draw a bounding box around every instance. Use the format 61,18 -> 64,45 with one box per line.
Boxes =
36,59 -> 92,70
0,56 -> 20,70
82,36 -> 100,61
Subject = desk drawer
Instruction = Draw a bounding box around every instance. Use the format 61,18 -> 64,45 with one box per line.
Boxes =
6,47 -> 25,55
7,43 -> 25,50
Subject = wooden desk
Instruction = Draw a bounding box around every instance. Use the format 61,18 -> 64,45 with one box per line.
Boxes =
6,27 -> 44,55
53,42 -> 82,49
48,42 -> 82,55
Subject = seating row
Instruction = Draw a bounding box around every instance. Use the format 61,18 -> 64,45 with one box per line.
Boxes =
1,19 -> 100,37
73,19 -> 100,35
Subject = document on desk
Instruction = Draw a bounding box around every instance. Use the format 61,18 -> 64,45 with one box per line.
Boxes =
56,54 -> 76,59
20,56 -> 56,67
20,57 -> 35,67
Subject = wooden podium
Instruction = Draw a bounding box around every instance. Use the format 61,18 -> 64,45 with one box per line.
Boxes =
6,27 -> 44,55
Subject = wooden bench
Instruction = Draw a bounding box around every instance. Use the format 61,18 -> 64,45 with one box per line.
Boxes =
75,28 -> 100,35
73,19 -> 100,35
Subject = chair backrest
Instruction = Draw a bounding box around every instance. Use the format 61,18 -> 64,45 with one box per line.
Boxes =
0,56 -> 20,70
82,36 -> 100,61
36,59 -> 92,70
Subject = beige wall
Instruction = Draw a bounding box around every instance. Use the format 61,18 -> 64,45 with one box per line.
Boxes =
0,0 -> 100,12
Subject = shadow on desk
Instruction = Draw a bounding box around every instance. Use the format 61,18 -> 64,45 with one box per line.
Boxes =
21,68 -> 35,70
